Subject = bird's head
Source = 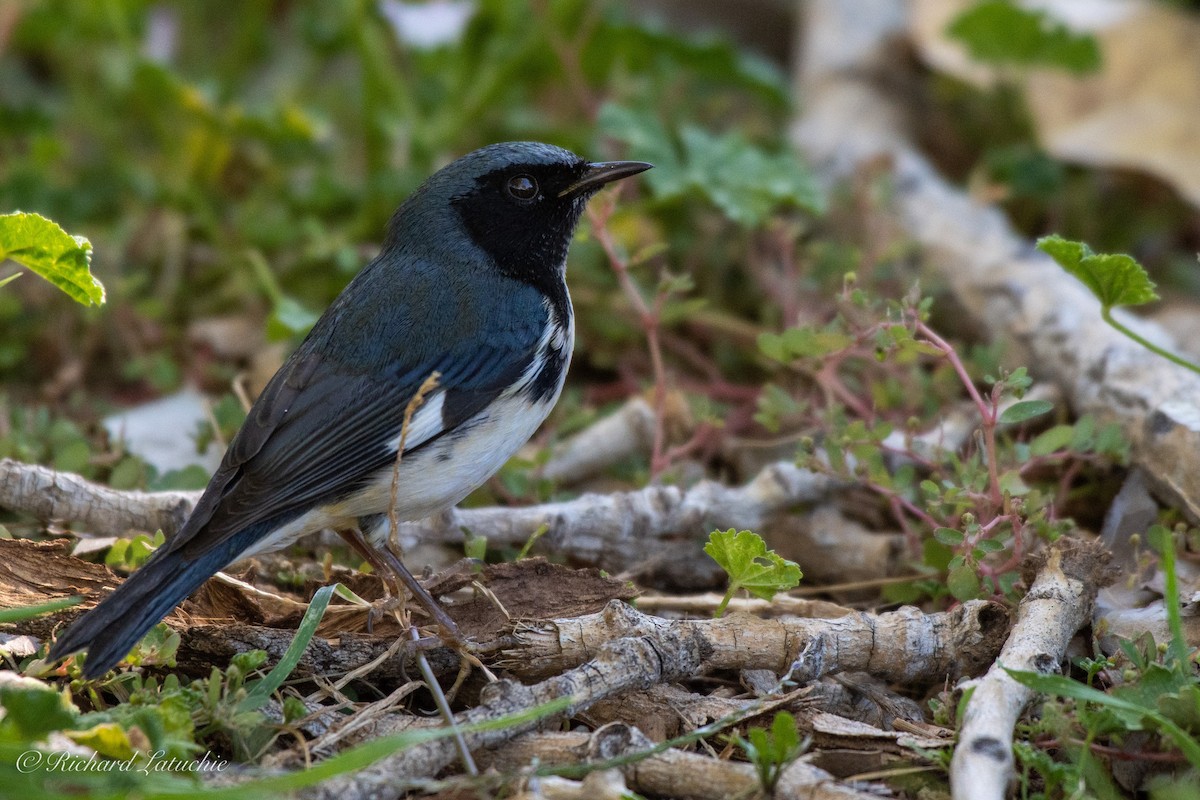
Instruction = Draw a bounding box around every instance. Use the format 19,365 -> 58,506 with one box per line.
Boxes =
387,142 -> 651,285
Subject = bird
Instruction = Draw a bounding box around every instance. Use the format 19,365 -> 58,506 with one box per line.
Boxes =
48,142 -> 651,679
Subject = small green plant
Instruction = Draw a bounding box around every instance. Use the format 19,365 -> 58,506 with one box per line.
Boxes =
704,529 -> 802,617
1008,526 -> 1200,794
946,1 -> 1101,74
1038,235 -> 1200,377
0,212 -> 105,305
104,530 -> 166,572
734,711 -> 807,793
756,283 -> 1130,604
599,103 -> 824,228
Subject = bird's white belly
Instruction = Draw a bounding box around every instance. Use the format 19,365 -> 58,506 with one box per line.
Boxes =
238,394 -> 557,557
357,390 -> 558,520
239,315 -> 573,558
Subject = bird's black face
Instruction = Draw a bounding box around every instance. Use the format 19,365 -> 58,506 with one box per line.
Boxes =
451,156 -> 650,303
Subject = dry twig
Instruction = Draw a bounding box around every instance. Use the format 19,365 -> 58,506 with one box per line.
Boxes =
499,598 -> 1007,685
0,456 -> 835,586
950,541 -> 1113,800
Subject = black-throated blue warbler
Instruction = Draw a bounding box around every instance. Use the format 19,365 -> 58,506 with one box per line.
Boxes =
49,142 -> 651,678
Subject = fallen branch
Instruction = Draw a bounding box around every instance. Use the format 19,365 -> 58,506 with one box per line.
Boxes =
540,396 -> 656,486
634,591 -> 855,619
0,458 -> 193,536
287,630 -> 706,800
486,723 -> 883,800
498,598 -> 1007,684
949,541 -> 1114,800
0,456 -> 834,586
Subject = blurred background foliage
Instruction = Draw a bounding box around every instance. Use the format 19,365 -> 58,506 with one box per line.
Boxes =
0,0 -> 1197,502
7,4 -> 1200,794
0,0 -> 803,378
0,0 -> 821,491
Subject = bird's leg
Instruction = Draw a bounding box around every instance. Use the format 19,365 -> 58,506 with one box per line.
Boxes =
337,527 -> 465,646
338,527 -> 405,632
374,541 -> 466,647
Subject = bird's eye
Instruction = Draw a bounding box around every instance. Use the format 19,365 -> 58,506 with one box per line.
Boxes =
506,174 -> 539,201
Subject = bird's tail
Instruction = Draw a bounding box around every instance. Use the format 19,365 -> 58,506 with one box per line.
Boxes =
47,527 -> 260,679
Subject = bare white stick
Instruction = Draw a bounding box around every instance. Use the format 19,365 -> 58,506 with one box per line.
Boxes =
501,598 -> 1007,684
950,544 -> 1109,799
0,458 -> 194,535
0,456 -> 834,583
539,396 -> 656,485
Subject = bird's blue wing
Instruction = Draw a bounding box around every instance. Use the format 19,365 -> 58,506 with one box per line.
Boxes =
172,294 -> 547,560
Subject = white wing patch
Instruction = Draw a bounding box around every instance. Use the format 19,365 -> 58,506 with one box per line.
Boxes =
387,390 -> 446,455
237,299 -> 575,559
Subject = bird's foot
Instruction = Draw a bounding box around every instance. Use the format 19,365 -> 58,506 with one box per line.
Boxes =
365,593 -> 407,634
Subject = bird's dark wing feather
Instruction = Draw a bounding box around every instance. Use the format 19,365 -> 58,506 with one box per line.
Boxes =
172,313 -> 545,561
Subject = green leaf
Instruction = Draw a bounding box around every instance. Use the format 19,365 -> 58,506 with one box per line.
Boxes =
1030,424 -> 1074,456
0,212 -> 105,306
464,532 -> 488,561
975,537 -> 1006,554
65,721 -> 135,759
596,103 -> 688,199
267,295 -> 320,341
598,104 -> 824,227
1006,667 -> 1200,769
0,596 -> 82,623
1037,235 -> 1158,310
946,1 -> 1101,74
947,563 -> 981,600
0,678 -> 79,740
998,470 -> 1031,497
704,529 -> 802,616
592,20 -> 790,109
770,711 -> 801,754
923,538 -> 954,572
934,527 -> 964,546
679,124 -> 824,226
1069,414 -> 1096,451
781,326 -> 852,359
238,583 -> 337,713
1093,422 -> 1130,461
737,711 -> 804,792
122,622 -> 180,671
999,399 -> 1054,425
757,332 -> 788,362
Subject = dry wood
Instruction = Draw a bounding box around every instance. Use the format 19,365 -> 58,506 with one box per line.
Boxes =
0,455 -> 834,586
0,457 -> 193,536
497,598 -> 1007,684
508,771 -> 631,800
949,541 -> 1114,800
286,630 -> 707,800
793,0 -> 1200,521
485,724 -> 884,800
764,506 -> 905,588
635,592 -> 855,619
540,396 -> 656,486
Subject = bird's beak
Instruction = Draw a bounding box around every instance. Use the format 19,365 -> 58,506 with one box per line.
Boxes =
559,160 -> 654,197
